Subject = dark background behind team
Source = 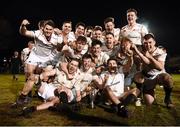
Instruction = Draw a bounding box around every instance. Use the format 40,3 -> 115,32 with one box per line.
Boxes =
0,0 -> 179,72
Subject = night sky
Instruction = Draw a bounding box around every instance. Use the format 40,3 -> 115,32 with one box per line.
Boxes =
0,0 -> 180,58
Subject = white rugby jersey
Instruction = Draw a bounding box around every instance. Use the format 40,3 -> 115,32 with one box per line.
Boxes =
103,28 -> 120,42
121,23 -> 148,45
66,32 -> 76,43
144,47 -> 167,79
100,69 -> 124,96
79,67 -> 95,92
56,68 -> 82,90
32,30 -> 63,57
21,47 -> 33,62
92,52 -> 110,66
113,28 -> 120,41
60,45 -> 86,63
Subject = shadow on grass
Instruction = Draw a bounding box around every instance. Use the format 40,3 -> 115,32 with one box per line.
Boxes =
0,102 -> 127,126
56,103 -> 128,126
0,102 -> 21,126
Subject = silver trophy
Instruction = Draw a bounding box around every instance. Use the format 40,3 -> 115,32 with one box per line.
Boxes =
89,90 -> 96,109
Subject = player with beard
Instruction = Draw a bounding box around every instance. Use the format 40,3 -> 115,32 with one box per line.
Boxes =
132,33 -> 174,108
93,58 -> 140,117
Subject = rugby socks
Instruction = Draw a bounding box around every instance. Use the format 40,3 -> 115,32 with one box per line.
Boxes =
121,94 -> 137,106
164,87 -> 172,103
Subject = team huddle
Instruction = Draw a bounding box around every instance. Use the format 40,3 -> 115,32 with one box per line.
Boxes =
12,8 -> 174,118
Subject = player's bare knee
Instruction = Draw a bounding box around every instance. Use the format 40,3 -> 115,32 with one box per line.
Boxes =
161,73 -> 173,88
131,88 -> 140,96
